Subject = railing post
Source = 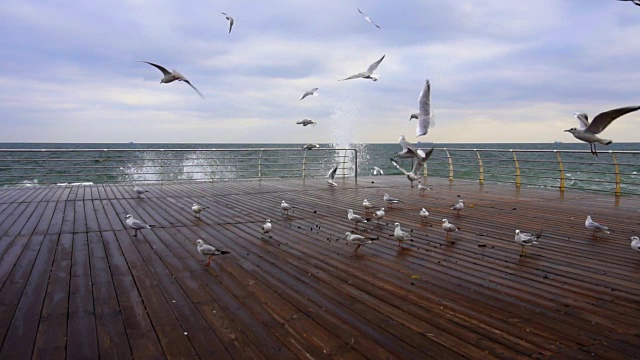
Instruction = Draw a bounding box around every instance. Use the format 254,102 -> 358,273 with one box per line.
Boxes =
512,150 -> 521,189
258,148 -> 263,179
302,150 -> 307,179
555,151 -> 565,192
611,152 -> 621,197
353,149 -> 358,184
445,149 -> 453,182
475,149 -> 484,185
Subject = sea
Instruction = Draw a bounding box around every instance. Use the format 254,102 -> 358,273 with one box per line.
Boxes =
1,142 -> 639,195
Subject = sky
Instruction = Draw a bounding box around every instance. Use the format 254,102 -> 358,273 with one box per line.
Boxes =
1,0 -> 640,144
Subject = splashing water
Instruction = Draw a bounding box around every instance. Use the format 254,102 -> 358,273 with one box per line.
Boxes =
327,95 -> 369,178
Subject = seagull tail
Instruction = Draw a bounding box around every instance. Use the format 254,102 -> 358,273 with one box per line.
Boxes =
220,250 -> 231,255
600,139 -> 613,145
149,224 -> 157,228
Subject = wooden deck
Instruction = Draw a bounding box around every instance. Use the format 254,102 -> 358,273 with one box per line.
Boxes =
0,176 -> 639,359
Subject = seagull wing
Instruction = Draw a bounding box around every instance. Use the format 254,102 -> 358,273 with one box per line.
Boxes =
411,152 -> 431,175
366,55 -> 385,75
586,105 -> 640,134
228,17 -> 234,33
339,72 -> 366,81
327,165 -> 338,180
138,61 -> 172,77
390,158 -> 409,175
130,219 -> 149,229
300,92 -> 310,100
574,113 -> 590,129
416,80 -> 433,136
182,79 -> 205,99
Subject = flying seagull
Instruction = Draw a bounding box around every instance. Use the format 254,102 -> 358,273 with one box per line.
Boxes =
326,165 -> 338,187
618,0 -> 640,6
390,147 -> 434,188
297,119 -> 316,127
409,80 -> 435,137
125,214 -> 155,237
300,88 -> 319,100
357,8 -> 381,29
194,239 -> 230,266
514,229 -> 542,257
394,135 -> 428,159
339,55 -> 385,82
565,105 -> 640,155
138,61 -> 204,98
302,143 -> 319,150
372,166 -> 384,175
221,12 -> 235,33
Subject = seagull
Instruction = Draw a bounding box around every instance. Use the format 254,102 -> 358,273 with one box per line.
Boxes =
514,230 -> 542,257
300,87 -> 319,100
383,193 -> 402,208
296,119 -> 316,127
343,232 -> 375,253
194,239 -> 230,266
357,8 -> 381,29
442,219 -> 458,241
585,215 -> 612,238
565,105 -> 640,155
618,0 -> 640,6
362,199 -> 374,213
125,214 -> 155,237
451,199 -> 464,217
390,147 -> 434,188
347,209 -> 369,229
281,200 -> 291,216
394,223 -> 411,245
261,220 -> 272,239
221,12 -> 235,33
133,185 -> 148,198
339,55 -> 385,82
327,165 -> 338,187
302,143 -> 320,150
418,182 -> 432,194
631,236 -> 640,252
419,208 -> 429,223
394,135 -> 428,159
372,166 -> 384,175
138,61 -> 204,98
192,203 -> 207,218
409,80 -> 435,137
373,207 -> 385,223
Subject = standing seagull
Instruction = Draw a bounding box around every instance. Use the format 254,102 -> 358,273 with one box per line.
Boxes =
631,236 -> 640,252
192,203 -> 207,218
451,199 -> 464,217
261,220 -> 272,239
343,232 -> 375,254
221,12 -> 235,33
326,165 -> 338,187
357,8 -> 381,29
409,80 -> 435,137
296,119 -> 316,127
419,208 -> 430,223
194,239 -> 230,266
390,147 -> 434,188
281,200 -> 291,216
125,214 -> 155,237
339,55 -> 385,82
373,207 -> 385,224
138,61 -> 204,98
133,185 -> 148,198
565,105 -> 640,155
418,182 -> 431,194
393,223 -> 411,246
372,166 -> 384,175
514,230 -> 542,257
383,193 -> 402,208
362,199 -> 374,213
585,215 -> 612,238
442,219 -> 458,241
347,209 -> 369,229
300,88 -> 319,100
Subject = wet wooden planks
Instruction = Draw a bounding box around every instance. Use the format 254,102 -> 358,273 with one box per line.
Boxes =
0,178 -> 639,359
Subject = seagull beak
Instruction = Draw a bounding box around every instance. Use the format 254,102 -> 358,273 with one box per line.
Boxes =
564,129 -> 570,132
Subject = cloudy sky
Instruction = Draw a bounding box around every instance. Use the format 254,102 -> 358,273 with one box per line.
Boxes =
1,0 -> 639,144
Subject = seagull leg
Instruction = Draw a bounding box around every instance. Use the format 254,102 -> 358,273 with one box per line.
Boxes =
354,245 -> 360,253
206,256 -> 212,266
133,229 -> 138,237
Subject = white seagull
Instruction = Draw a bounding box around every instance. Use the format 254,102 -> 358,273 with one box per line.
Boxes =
409,80 -> 435,137
373,207 -> 385,223
419,208 -> 429,223
300,87 -> 319,100
221,12 -> 235,33
133,185 -> 148,198
631,236 -> 640,252
194,239 -> 230,266
585,215 -> 612,238
347,209 -> 369,229
138,61 -> 204,98
261,220 -> 272,239
618,0 -> 640,7
565,105 -> 640,155
125,214 -> 155,237
192,203 -> 207,218
390,147 -> 434,188
442,219 -> 458,241
343,232 -> 375,254
281,200 -> 291,216
418,182 -> 431,194
372,166 -> 384,175
514,230 -> 542,257
395,135 -> 428,159
451,199 -> 464,217
302,143 -> 320,150
326,165 -> 338,187
296,119 -> 316,127
383,193 -> 402,208
357,8 -> 381,29
339,55 -> 385,82
362,199 -> 374,213
394,223 -> 411,245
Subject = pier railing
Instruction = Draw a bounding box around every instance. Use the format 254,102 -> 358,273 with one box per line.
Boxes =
422,148 -> 640,196
0,148 -> 358,186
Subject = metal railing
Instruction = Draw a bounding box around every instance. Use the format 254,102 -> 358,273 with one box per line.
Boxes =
0,148 -> 358,186
422,148 -> 640,197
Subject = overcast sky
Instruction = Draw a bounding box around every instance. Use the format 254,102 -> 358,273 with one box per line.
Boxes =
1,0 -> 639,144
